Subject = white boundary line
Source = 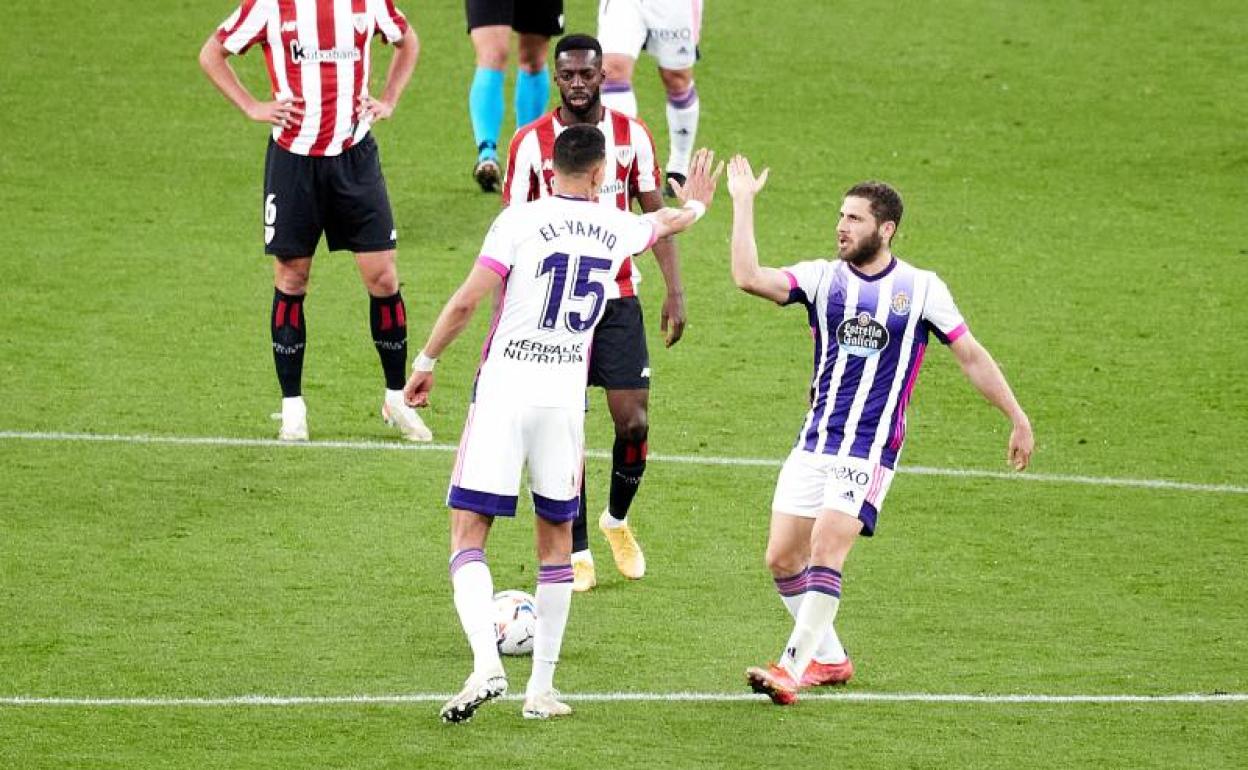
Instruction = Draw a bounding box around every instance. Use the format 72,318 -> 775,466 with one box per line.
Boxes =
2,692 -> 1245,707
2,430 -> 1246,495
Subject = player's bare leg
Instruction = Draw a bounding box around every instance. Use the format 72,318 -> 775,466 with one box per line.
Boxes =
356,250 -> 431,441
658,66 -> 699,197
515,33 -> 551,128
442,508 -> 506,723
600,53 -> 638,117
468,25 -> 510,191
272,256 -> 312,441
599,387 -> 649,579
525,515 -> 574,719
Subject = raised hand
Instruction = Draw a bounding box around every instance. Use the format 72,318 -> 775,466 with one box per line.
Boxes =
670,148 -> 724,208
727,154 -> 770,200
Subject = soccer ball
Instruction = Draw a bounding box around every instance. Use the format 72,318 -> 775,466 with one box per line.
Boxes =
493,590 -> 537,656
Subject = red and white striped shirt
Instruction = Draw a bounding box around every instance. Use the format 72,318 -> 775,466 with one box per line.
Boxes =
216,0 -> 409,157
502,108 -> 661,296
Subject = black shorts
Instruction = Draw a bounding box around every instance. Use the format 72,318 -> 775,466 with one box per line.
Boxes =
465,0 -> 564,36
262,135 -> 397,258
588,296 -> 650,390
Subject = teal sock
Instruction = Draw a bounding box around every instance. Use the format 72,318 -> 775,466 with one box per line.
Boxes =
469,67 -> 505,161
515,67 -> 550,128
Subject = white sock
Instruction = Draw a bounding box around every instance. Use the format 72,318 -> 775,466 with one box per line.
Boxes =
601,80 -> 637,117
779,591 -> 840,680
664,84 -> 699,177
571,549 -> 593,565
778,566 -> 843,678
449,550 -> 502,675
281,396 -> 305,419
775,570 -> 847,665
527,568 -> 573,697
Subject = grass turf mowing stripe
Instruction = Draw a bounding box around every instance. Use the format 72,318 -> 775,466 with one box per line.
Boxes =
2,429 -> 1246,496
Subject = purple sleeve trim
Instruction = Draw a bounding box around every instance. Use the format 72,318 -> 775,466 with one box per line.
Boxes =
477,256 -> 510,278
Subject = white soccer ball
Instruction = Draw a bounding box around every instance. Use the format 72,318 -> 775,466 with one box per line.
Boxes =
493,590 -> 537,656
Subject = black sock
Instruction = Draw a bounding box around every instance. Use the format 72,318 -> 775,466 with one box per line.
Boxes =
370,291 -> 408,390
572,466 -> 589,552
608,437 -> 647,520
271,289 -> 306,398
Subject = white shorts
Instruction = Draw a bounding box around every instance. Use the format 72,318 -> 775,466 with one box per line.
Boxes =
447,400 -> 584,523
597,0 -> 702,70
770,449 -> 895,536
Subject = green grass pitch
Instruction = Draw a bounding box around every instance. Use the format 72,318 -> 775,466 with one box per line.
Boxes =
2,0 -> 1246,767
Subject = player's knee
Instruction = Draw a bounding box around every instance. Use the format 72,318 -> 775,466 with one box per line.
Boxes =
765,546 -> 804,578
659,67 -> 693,94
473,41 -> 508,70
602,54 -> 635,83
516,35 -> 548,72
614,414 -> 648,442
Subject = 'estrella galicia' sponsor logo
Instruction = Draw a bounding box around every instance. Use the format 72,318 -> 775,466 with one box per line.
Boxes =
890,290 -> 911,316
289,40 -> 361,64
836,312 -> 889,357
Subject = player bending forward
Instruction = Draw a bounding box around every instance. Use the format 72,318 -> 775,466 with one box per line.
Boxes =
725,156 -> 1034,706
404,129 -> 720,722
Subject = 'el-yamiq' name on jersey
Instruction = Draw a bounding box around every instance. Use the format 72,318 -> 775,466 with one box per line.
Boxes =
502,108 -> 661,297
782,257 -> 968,469
473,196 -> 658,408
216,0 -> 409,157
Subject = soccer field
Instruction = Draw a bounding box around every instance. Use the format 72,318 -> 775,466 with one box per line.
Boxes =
2,0 -> 1246,767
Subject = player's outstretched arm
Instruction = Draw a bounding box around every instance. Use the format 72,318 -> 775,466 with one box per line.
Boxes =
198,36 -> 304,129
646,148 -> 723,240
949,333 -> 1034,470
727,155 -> 790,303
403,264 -> 502,408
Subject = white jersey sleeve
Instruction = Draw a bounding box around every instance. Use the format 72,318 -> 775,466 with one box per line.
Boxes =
921,273 -> 968,344
477,209 -> 521,277
216,0 -> 275,55
367,0 -> 410,43
779,260 -> 829,307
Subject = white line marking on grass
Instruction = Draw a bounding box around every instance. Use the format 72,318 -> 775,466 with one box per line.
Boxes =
2,430 -> 1246,495
2,692 -> 1245,707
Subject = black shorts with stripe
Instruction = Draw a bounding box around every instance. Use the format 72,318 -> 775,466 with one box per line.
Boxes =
465,0 -> 564,36
588,296 -> 650,391
262,134 -> 397,258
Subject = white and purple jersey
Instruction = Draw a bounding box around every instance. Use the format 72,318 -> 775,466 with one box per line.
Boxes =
782,256 -> 967,469
473,195 -> 658,408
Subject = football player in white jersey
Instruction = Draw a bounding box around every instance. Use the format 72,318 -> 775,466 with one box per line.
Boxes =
725,155 -> 1034,705
597,0 -> 704,196
405,129 -> 720,723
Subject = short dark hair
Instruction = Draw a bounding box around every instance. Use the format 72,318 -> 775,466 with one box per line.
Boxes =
553,124 -> 606,175
844,181 -> 904,229
555,33 -> 603,60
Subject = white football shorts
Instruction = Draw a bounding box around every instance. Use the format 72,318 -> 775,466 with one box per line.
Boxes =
770,449 -> 895,535
447,400 -> 584,523
598,0 -> 702,70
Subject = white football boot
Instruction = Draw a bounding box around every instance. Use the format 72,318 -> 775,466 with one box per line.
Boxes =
440,668 -> 508,724
522,690 -> 572,720
274,396 -> 308,442
382,389 -> 433,442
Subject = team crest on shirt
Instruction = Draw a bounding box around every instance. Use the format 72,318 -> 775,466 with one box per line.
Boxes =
836,311 -> 890,357
615,146 -> 635,166
890,290 -> 911,316
353,13 -> 369,34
